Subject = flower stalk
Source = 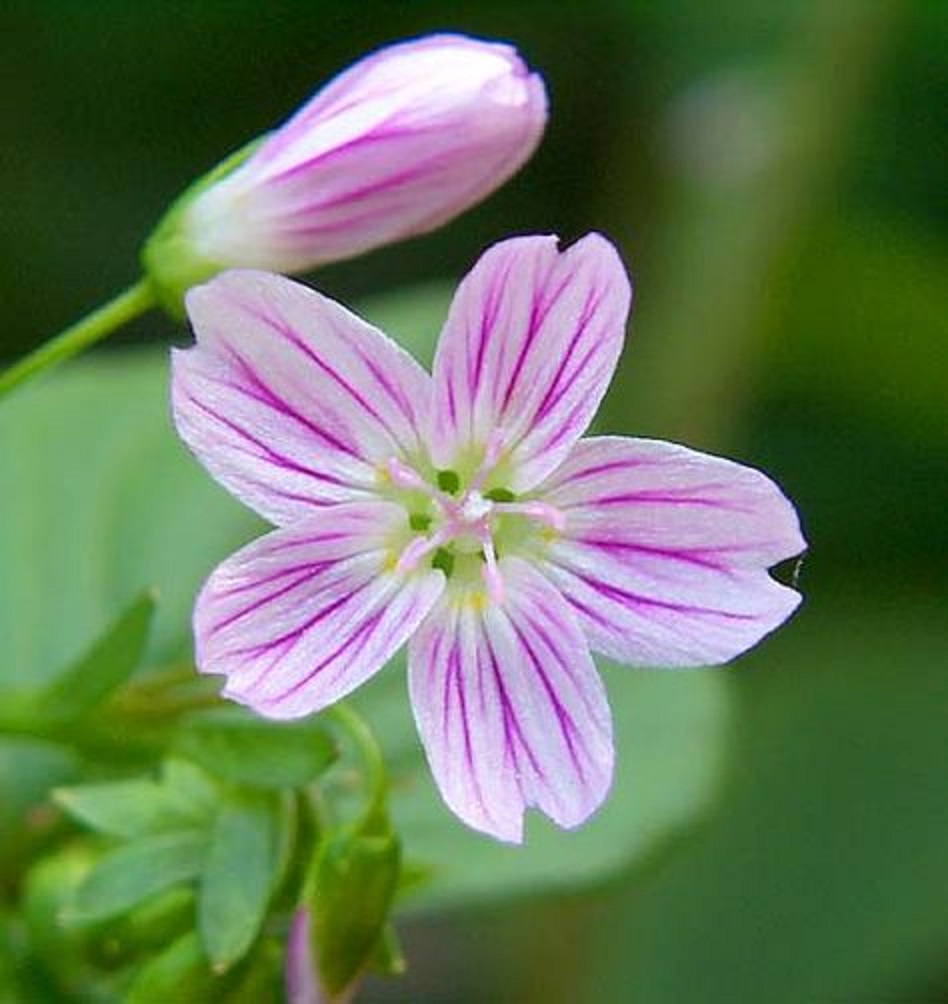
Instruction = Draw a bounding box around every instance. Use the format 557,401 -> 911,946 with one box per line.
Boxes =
0,279 -> 156,399
323,704 -> 389,833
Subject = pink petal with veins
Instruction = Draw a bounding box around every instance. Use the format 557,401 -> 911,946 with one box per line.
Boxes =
408,558 -> 613,843
537,436 -> 806,666
173,270 -> 431,525
429,234 -> 631,490
194,500 -> 444,719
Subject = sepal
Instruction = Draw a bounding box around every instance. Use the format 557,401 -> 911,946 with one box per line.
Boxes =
140,140 -> 261,316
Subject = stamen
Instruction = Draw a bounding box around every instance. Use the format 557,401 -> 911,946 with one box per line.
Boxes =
396,526 -> 451,574
386,457 -> 449,505
494,500 -> 566,533
479,531 -> 505,604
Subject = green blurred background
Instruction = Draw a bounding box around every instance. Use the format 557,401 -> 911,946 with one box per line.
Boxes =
2,1 -> 945,1001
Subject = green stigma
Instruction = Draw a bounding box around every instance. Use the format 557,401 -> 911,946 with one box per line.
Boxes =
437,469 -> 460,494
432,547 -> 455,576
409,512 -> 432,531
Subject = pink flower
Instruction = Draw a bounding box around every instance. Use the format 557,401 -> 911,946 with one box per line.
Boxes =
144,35 -> 547,307
172,234 -> 805,843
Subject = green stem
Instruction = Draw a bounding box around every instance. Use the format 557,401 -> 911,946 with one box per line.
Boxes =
325,703 -> 389,830
0,278 -> 157,398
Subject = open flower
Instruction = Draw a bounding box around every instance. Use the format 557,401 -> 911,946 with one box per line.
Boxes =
172,235 -> 805,842
143,34 -> 547,309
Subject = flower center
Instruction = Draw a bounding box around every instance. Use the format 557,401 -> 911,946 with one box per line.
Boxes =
456,489 -> 493,525
384,453 -> 564,603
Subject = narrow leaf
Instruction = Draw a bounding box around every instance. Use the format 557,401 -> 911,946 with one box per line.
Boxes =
54,758 -> 218,839
54,778 -> 197,839
126,932 -> 215,1004
67,830 -> 206,923
161,758 -> 220,821
113,886 -> 195,956
198,789 -> 278,972
39,591 -> 156,721
175,709 -> 337,789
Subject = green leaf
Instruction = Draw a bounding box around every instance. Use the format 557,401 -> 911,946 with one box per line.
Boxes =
67,830 -> 207,923
23,843 -> 100,967
0,352 -> 260,692
175,708 -> 337,790
309,829 -> 401,996
221,938 -> 283,1003
0,740 -> 76,871
54,757 -> 218,840
55,777 -> 199,839
161,757 -> 220,820
198,789 -> 279,973
353,658 -> 731,912
271,791 -> 299,895
111,886 -> 195,957
126,932 -> 216,1004
36,590 -> 156,721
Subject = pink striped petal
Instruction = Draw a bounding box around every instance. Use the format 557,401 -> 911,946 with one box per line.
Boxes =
537,436 -> 806,666
173,270 -> 432,525
408,557 -> 613,843
194,501 -> 445,719
429,234 -> 631,491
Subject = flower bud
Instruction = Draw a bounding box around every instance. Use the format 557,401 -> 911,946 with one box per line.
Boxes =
143,34 -> 548,312
285,908 -> 329,1004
